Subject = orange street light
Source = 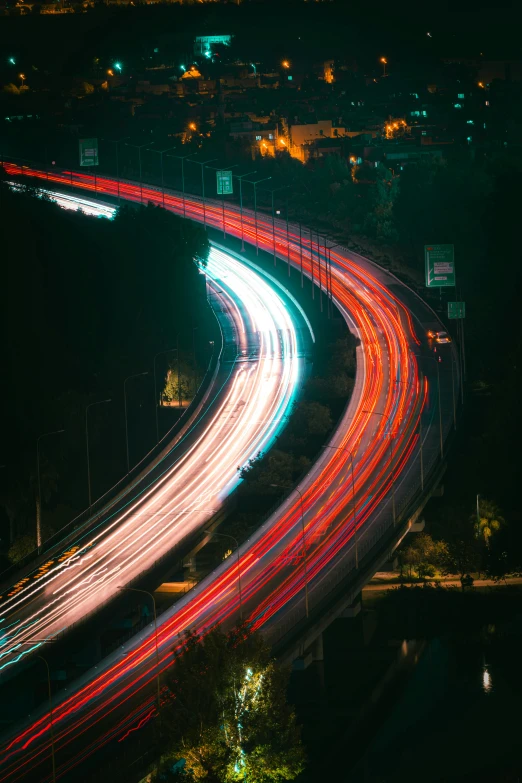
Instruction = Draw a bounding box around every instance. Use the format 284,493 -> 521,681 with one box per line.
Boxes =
19,73 -> 25,86
107,69 -> 114,76
282,60 -> 290,69
478,81 -> 485,88
380,57 -> 387,76
189,122 -> 197,131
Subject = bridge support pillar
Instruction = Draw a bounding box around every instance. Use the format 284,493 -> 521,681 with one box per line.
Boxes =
311,633 -> 324,662
340,599 -> 361,619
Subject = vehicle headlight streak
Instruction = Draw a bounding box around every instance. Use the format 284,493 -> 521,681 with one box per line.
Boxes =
0,244 -> 302,675
0,165 -> 438,783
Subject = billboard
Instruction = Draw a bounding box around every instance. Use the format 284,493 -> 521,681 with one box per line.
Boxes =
216,170 -> 233,195
79,138 -> 99,167
424,244 -> 455,288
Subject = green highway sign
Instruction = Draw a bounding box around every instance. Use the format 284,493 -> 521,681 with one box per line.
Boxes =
425,244 -> 455,288
79,138 -> 99,167
448,301 -> 465,319
217,170 -> 233,195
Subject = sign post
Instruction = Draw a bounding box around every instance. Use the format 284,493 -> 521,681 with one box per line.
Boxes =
448,301 -> 465,319
216,170 -> 233,195
424,244 -> 455,288
79,138 -> 99,167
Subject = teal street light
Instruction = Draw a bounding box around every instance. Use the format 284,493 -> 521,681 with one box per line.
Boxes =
8,57 -> 16,65
113,62 -> 122,73
180,64 -> 186,72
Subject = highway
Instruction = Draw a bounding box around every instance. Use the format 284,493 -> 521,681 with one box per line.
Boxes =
0,163 -> 458,782
0,242 -> 306,676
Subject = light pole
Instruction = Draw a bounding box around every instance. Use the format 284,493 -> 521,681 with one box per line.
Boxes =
420,353 -> 444,459
363,408 -> 396,525
118,587 -> 161,711
247,176 -> 271,255
326,242 -> 340,319
86,400 -> 111,512
205,164 -> 239,239
299,222 -> 304,288
126,142 -> 149,204
323,444 -> 358,568
266,185 -> 288,267
124,372 -> 149,473
234,171 -> 256,252
101,136 -> 129,203
271,484 -> 309,617
36,429 -> 64,553
380,57 -> 387,77
167,152 -> 192,218
187,157 -> 218,228
20,641 -> 56,783
204,530 -> 243,622
148,145 -> 176,207
153,348 -> 178,443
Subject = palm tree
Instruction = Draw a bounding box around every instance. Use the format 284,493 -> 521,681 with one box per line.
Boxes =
474,496 -> 505,548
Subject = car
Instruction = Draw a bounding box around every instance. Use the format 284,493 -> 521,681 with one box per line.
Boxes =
427,329 -> 452,344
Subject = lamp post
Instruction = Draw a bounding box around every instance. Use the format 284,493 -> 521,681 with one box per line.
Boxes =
148,145 -> 176,207
204,530 -> 243,622
118,587 -> 161,711
101,136 -> 129,203
326,242 -> 340,319
234,171 -> 256,252
266,185 -> 288,266
187,158 -> 218,228
271,484 -> 308,617
126,142 -> 149,204
247,176 -> 271,255
86,400 -> 111,512
36,429 -> 64,553
20,641 -> 56,783
167,152 -> 192,218
421,353 -> 444,459
380,57 -> 387,77
124,372 -> 149,473
323,444 -> 358,568
205,163 -> 239,239
363,408 -> 396,525
153,348 -> 178,443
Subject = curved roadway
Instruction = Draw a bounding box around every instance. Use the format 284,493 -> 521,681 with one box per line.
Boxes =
0,163 -> 458,783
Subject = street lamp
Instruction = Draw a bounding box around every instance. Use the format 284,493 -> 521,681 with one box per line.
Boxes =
19,73 -> 25,88
86,400 -> 111,511
419,353 -> 444,459
124,372 -> 149,473
20,641 -> 56,783
36,429 -> 64,553
153,347 -> 177,443
101,136 -> 129,202
270,484 -> 309,618
148,144 -> 176,207
167,151 -> 192,218
246,176 -> 271,255
266,185 -> 288,267
325,242 -> 340,318
362,408 -> 396,525
323,444 -> 358,568
233,171 -> 257,252
118,587 -> 161,711
186,157 -> 218,228
380,57 -> 387,77
126,142 -> 149,204
204,530 -> 243,622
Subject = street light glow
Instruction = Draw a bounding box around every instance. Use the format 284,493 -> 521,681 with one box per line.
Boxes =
282,60 -> 290,69
8,57 -> 15,65
113,62 -> 122,72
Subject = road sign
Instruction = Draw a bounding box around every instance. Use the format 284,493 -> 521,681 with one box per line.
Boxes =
448,301 -> 465,319
79,138 -> 99,167
217,170 -> 233,195
425,244 -> 455,288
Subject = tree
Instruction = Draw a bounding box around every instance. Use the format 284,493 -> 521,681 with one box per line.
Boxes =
156,627 -> 305,783
400,533 -> 448,579
474,497 -> 505,548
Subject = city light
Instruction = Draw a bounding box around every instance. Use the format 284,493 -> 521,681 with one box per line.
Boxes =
180,64 -> 186,71
113,62 -> 122,72
8,57 -> 15,65
189,122 -> 197,131
282,60 -> 290,69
